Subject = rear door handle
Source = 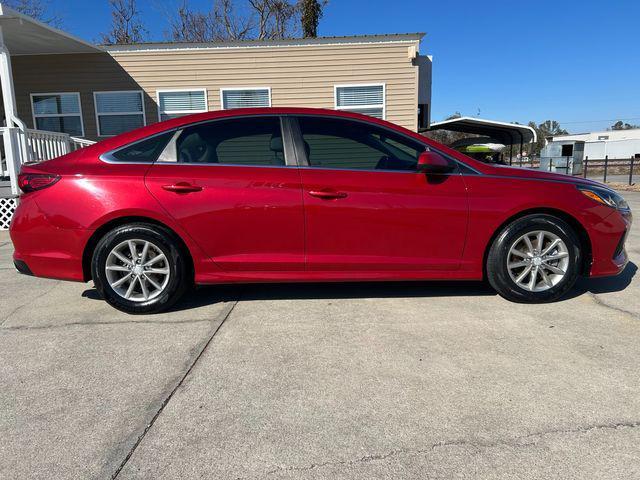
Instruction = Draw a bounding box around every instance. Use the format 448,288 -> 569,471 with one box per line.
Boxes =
308,190 -> 348,200
161,182 -> 203,194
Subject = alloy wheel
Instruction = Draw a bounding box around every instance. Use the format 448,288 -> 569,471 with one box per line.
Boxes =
506,230 -> 570,292
105,239 -> 171,302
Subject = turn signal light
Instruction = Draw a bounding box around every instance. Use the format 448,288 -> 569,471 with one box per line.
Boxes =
580,189 -> 607,205
18,173 -> 61,193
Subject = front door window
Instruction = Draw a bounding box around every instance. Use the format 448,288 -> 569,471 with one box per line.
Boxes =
297,116 -> 424,171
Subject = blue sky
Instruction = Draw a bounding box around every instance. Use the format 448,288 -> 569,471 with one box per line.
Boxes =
49,0 -> 640,133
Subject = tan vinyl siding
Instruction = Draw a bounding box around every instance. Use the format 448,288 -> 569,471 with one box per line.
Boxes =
12,53 -> 154,140
12,40 -> 420,139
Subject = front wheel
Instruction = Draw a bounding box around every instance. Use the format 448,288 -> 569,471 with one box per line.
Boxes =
486,214 -> 581,303
91,223 -> 188,314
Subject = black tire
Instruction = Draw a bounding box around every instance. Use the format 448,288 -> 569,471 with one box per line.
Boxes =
91,223 -> 189,314
486,214 -> 581,303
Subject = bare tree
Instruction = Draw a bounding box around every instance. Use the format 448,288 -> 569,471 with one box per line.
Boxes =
299,0 -> 326,38
214,0 -> 254,40
5,0 -> 61,26
168,0 -> 299,42
169,1 -> 216,42
101,0 -> 147,45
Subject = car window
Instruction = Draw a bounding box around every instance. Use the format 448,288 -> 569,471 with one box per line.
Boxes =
176,116 -> 285,166
110,131 -> 174,163
297,117 -> 424,171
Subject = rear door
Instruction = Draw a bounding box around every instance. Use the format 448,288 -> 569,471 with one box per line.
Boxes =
145,116 -> 305,272
292,115 -> 469,273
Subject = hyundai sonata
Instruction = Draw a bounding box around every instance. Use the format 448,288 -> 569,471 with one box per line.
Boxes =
10,108 -> 631,313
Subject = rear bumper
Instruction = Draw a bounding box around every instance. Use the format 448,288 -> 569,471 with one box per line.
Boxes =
588,209 -> 631,277
10,195 -> 90,282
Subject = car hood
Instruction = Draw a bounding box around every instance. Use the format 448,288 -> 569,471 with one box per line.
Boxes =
488,164 -> 610,189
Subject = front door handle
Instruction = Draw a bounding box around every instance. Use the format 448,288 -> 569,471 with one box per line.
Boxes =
308,190 -> 348,200
162,182 -> 203,194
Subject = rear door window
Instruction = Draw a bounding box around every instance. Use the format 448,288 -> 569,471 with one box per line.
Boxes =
175,116 -> 286,166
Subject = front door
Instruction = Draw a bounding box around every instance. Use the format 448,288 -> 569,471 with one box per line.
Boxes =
293,116 -> 469,273
145,116 -> 305,272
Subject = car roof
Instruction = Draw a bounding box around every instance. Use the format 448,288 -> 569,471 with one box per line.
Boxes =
93,107 -> 411,151
76,107 -> 490,174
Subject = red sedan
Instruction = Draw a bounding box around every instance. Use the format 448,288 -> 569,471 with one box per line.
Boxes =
10,108 -> 631,313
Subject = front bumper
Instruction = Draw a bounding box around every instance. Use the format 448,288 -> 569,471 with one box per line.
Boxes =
588,209 -> 631,277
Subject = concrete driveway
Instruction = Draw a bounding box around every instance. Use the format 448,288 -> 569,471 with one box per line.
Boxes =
2,194 -> 640,479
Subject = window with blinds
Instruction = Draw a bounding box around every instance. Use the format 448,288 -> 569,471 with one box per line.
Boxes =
94,91 -> 145,136
335,84 -> 385,120
221,88 -> 271,109
31,93 -> 84,136
157,89 -> 208,121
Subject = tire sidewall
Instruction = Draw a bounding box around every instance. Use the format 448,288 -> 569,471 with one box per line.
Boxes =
92,224 -> 186,314
488,215 -> 581,303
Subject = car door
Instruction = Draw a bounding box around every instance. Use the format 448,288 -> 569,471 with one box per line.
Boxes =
145,115 -> 305,272
292,115 -> 469,273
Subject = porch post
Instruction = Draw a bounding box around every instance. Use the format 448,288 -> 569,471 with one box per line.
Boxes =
0,25 -> 20,195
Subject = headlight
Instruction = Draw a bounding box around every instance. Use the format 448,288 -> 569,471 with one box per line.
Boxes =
578,185 -> 630,211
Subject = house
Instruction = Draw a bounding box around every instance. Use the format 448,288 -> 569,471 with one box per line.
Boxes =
0,3 -> 433,228
540,128 -> 640,175
543,129 -> 640,160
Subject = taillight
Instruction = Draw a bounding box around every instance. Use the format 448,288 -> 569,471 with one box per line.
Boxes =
18,173 -> 60,193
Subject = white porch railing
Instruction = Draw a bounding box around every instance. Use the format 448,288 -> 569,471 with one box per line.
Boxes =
1,127 -> 96,193
70,136 -> 96,151
21,128 -> 72,162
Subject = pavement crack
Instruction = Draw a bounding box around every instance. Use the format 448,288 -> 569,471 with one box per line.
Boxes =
0,281 -> 61,327
110,298 -> 239,479
587,292 -> 640,321
1,318 -> 214,331
263,420 -> 640,477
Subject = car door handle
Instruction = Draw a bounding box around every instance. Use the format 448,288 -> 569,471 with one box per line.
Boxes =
308,190 -> 348,200
161,183 -> 203,194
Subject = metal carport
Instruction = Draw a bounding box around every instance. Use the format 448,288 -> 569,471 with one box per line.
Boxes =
428,116 -> 537,164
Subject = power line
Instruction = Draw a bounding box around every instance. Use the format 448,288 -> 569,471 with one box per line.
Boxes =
551,117 -> 640,125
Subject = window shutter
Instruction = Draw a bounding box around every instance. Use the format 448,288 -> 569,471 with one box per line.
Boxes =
222,89 -> 271,109
159,90 -> 207,113
335,85 -> 385,119
95,91 -> 143,113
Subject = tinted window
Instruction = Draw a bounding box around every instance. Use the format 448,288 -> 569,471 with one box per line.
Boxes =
176,116 -> 285,166
297,117 -> 424,171
110,131 -> 174,163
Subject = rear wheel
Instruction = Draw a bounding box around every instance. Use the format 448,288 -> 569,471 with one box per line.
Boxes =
92,223 -> 188,314
486,214 -> 581,303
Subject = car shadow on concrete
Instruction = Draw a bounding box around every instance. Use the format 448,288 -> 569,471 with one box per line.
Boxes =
81,262 -> 636,312
568,261 -> 637,298
82,280 -> 497,313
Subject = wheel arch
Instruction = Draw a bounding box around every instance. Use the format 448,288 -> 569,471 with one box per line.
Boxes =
82,216 -> 195,283
482,208 -> 593,278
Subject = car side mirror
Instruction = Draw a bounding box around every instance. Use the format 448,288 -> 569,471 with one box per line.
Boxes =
417,151 -> 455,174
